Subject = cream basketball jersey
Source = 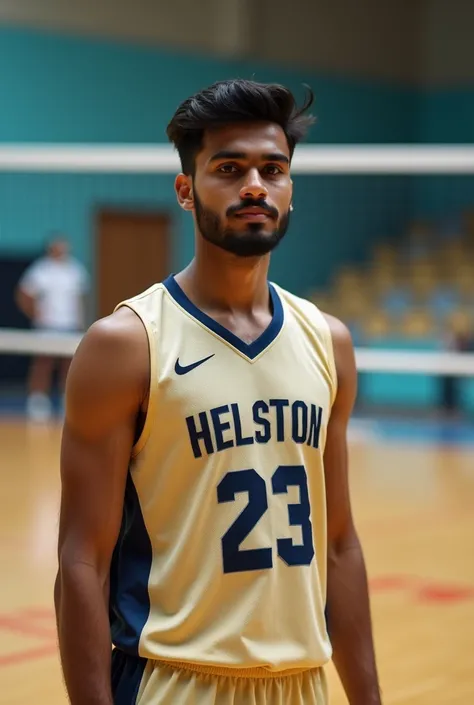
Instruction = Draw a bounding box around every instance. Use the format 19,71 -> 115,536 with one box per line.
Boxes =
109,274 -> 337,674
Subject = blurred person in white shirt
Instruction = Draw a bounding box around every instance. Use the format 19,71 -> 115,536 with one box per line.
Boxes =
15,236 -> 89,421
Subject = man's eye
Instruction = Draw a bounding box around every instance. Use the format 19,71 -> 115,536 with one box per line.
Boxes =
218,164 -> 238,173
265,165 -> 283,175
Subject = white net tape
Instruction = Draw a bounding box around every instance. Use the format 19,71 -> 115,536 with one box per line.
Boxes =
1,328 -> 473,377
1,143 -> 473,379
0,144 -> 473,173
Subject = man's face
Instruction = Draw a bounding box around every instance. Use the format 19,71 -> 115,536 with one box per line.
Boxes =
178,122 -> 293,257
48,239 -> 69,259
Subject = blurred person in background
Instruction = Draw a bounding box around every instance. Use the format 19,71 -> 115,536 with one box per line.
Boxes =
15,235 -> 89,422
441,311 -> 474,417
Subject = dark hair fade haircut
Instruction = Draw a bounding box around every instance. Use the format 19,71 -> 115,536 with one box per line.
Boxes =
166,78 -> 316,175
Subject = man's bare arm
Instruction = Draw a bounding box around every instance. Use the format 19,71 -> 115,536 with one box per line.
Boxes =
15,286 -> 36,320
54,307 -> 149,705
323,314 -> 382,705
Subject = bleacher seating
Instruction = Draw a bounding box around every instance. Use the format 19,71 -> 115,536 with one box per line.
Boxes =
308,211 -> 474,414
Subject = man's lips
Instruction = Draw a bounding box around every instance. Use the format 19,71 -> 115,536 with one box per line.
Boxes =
233,207 -> 273,221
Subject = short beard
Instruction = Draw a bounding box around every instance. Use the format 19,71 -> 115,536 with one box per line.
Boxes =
194,190 -> 290,258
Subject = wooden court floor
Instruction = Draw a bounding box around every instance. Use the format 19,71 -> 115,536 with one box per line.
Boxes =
1,420 -> 473,704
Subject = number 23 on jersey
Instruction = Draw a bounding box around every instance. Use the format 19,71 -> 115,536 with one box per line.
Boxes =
217,464 -> 315,574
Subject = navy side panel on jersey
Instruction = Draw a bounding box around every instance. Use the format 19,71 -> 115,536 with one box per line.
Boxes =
109,473 -> 153,654
112,649 -> 147,705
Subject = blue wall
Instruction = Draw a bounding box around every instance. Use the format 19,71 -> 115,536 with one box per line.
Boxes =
0,27 -> 414,296
0,28 -> 415,144
416,88 -> 474,144
2,29 -> 473,297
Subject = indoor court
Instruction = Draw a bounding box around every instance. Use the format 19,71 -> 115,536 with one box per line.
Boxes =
2,3 -> 474,704
1,415 -> 473,704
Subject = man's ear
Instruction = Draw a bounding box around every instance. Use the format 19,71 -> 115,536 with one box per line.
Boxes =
175,174 -> 194,211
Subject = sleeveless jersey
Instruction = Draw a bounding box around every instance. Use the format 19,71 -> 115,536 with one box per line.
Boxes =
109,274 -> 337,674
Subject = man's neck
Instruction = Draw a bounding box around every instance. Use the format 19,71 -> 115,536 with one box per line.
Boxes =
175,247 -> 271,314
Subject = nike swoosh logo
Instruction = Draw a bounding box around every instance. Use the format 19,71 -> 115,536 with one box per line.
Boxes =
175,353 -> 215,376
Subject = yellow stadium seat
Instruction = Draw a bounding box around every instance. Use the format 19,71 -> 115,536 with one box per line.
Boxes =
445,309 -> 474,337
371,242 -> 398,268
398,309 -> 435,339
455,266 -> 474,301
332,266 -> 364,295
361,310 -> 393,339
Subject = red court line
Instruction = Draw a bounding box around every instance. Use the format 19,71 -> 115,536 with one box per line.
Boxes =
0,609 -> 58,669
416,583 -> 474,604
0,615 -> 56,640
370,575 -> 417,591
370,575 -> 474,602
0,644 -> 57,668
1,577 -> 473,670
20,607 -> 55,620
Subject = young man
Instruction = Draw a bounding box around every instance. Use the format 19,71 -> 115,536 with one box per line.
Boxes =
55,79 -> 382,705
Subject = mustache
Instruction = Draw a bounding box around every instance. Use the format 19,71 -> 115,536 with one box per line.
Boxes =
226,198 -> 279,219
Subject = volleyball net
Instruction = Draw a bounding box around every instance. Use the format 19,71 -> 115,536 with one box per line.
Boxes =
0,143 -> 473,417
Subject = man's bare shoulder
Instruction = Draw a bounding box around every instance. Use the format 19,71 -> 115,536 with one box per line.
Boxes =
68,306 -> 149,406
82,305 -> 147,349
320,312 -> 353,355
320,312 -> 357,414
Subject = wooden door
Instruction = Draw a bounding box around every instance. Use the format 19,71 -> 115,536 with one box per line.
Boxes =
96,210 -> 171,319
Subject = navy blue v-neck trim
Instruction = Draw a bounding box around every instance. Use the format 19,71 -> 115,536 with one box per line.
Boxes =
163,275 -> 284,360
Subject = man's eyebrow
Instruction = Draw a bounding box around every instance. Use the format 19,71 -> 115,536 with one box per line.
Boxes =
262,153 -> 290,164
208,151 -> 290,164
209,151 -> 247,162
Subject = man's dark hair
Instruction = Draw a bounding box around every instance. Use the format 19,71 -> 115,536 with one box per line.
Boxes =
166,78 -> 315,174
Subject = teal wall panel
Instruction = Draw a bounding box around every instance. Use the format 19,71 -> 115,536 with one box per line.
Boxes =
0,28 -> 414,297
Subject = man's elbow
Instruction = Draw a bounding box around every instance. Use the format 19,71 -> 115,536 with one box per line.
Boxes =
328,521 -> 360,561
14,288 -> 24,308
15,288 -> 32,316
54,570 -> 62,623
